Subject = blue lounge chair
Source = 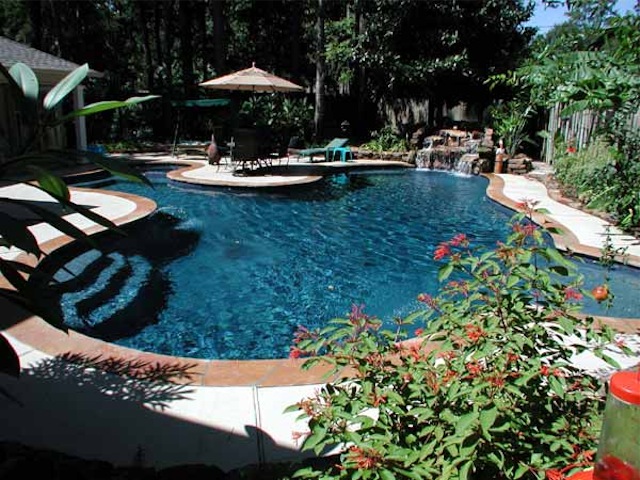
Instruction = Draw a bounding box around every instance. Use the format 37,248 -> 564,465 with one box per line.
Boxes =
289,138 -> 348,162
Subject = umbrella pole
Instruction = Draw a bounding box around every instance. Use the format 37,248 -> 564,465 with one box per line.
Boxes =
171,110 -> 181,157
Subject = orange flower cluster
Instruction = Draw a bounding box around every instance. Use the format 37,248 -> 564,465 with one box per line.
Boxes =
347,446 -> 383,470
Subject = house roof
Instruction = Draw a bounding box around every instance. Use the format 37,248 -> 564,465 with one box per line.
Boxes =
0,36 -> 103,85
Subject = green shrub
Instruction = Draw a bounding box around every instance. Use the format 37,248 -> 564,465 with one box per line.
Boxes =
554,138 -> 614,204
554,135 -> 640,231
361,126 -> 408,153
288,205 -> 626,480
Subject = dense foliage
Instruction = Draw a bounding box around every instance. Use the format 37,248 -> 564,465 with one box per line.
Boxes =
489,1 -> 639,231
0,0 -> 535,143
289,205 -> 626,480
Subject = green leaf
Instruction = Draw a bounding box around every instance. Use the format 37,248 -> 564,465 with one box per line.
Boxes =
459,460 -> 474,480
43,63 -> 89,111
514,463 -> 530,479
283,404 -> 301,414
0,197 -> 95,247
0,283 -> 66,332
549,265 -> 569,276
599,353 -> 621,369
545,247 -> 569,267
27,166 -> 70,201
479,407 -> 498,433
59,95 -> 160,123
440,409 -> 457,425
548,375 -> 565,398
455,411 -> 478,436
557,316 -> 575,335
438,263 -> 454,282
0,258 -> 30,292
81,151 -> 152,186
488,451 -> 505,469
506,275 -> 520,288
380,469 -> 396,480
395,468 -> 423,480
0,212 -> 41,256
490,421 -> 511,432
30,183 -> 126,236
9,62 -> 39,102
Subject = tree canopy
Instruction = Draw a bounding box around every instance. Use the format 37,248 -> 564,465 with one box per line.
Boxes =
1,0 -> 536,142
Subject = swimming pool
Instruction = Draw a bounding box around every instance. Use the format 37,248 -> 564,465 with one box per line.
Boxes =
35,168 -> 640,360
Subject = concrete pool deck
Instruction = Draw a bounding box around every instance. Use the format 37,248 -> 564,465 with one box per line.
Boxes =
0,159 -> 639,471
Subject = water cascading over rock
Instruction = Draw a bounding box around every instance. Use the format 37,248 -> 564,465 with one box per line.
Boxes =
416,147 -> 484,175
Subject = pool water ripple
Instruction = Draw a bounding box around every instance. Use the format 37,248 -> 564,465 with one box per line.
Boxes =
35,169 -> 640,360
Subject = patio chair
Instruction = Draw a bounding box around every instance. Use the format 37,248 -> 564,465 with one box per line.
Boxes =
290,137 -> 348,163
231,128 -> 274,175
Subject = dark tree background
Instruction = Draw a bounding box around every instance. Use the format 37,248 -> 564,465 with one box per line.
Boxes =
1,0 -> 535,144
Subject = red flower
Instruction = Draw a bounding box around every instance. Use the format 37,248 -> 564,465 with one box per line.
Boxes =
443,369 -> 458,383
540,365 -> 550,376
370,392 -> 387,407
438,350 -> 457,361
417,293 -> 439,309
414,328 -> 424,336
347,446 -> 382,470
466,361 -> 484,377
515,198 -> 540,215
291,430 -> 310,444
546,468 -> 565,480
513,223 -> 538,236
564,287 -> 583,301
434,243 -> 452,260
615,338 -> 627,349
450,233 -> 468,247
289,346 -> 305,359
465,324 -> 486,343
488,373 -> 505,388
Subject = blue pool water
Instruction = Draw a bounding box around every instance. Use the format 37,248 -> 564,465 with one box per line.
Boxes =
38,168 -> 640,360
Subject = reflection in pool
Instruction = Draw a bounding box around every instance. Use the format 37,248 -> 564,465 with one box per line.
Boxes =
34,169 -> 640,360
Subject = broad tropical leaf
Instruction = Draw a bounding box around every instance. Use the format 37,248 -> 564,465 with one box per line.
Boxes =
9,62 -> 39,102
0,197 -> 96,247
76,150 -> 153,186
27,165 -> 71,202
0,211 -> 41,257
59,95 -> 161,123
0,286 -> 66,332
29,182 -> 126,236
43,63 -> 89,111
0,334 -> 20,378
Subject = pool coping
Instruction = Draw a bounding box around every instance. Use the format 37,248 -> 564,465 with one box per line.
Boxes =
1,166 -> 638,387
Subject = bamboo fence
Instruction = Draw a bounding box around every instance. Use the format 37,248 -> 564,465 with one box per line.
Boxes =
542,103 -> 640,163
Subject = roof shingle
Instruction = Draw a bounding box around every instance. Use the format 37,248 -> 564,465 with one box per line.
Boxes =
0,36 -> 102,80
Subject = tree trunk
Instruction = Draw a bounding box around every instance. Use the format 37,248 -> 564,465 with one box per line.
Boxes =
289,2 -> 302,77
138,2 -> 155,91
28,1 -> 43,50
354,0 -> 367,138
212,0 -> 226,75
163,1 -> 175,88
314,0 -> 326,142
154,2 -> 164,89
179,0 -> 195,97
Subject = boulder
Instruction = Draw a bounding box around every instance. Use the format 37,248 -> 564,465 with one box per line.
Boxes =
506,154 -> 532,175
